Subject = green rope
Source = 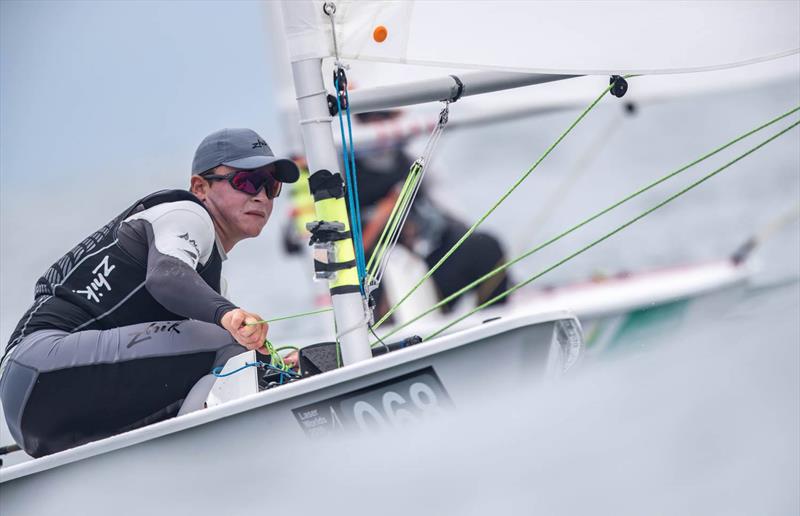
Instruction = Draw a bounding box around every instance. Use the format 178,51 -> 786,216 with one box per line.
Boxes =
424,119 -> 800,340
373,77 -> 632,330
368,104 -> 450,285
245,307 -> 333,326
366,160 -> 423,277
262,339 -> 297,373
266,307 -> 332,322
372,105 -> 800,345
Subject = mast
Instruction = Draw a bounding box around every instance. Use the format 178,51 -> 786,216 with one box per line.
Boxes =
280,1 -> 371,365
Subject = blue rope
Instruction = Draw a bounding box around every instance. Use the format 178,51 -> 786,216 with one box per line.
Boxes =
211,361 -> 300,379
334,74 -> 367,293
343,86 -> 366,281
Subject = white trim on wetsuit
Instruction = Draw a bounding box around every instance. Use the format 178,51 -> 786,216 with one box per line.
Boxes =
123,200 -> 216,269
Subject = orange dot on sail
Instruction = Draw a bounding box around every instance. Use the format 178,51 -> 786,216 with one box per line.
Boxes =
373,25 -> 388,43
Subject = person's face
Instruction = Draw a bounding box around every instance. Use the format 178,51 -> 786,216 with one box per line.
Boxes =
191,164 -> 275,247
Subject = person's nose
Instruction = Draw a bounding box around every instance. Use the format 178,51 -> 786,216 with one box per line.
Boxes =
252,186 -> 269,202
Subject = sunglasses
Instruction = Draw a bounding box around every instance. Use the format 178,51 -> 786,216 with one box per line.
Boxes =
202,169 -> 282,199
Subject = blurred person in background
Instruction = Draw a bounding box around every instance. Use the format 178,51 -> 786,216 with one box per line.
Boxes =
284,111 -> 511,320
0,128 -> 299,457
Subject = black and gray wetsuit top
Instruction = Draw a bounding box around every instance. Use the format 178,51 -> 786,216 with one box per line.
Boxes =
1,189 -> 238,371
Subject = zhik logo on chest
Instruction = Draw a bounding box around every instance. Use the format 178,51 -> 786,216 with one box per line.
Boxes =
73,255 -> 115,303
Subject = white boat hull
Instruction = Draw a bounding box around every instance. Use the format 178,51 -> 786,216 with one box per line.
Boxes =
0,310 -> 581,515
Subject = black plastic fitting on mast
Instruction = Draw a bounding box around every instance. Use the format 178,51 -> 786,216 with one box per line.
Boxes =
609,75 -> 629,98
448,74 -> 465,102
327,94 -> 339,116
328,67 -> 349,116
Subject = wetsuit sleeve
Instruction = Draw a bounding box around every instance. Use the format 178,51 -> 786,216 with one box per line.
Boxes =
126,201 -> 215,268
123,202 -> 238,326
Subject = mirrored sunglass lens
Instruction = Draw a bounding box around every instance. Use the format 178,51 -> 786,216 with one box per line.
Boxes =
231,172 -> 260,194
231,170 -> 282,197
267,179 -> 281,198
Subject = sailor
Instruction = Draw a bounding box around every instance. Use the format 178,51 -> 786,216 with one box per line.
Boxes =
0,128 -> 299,457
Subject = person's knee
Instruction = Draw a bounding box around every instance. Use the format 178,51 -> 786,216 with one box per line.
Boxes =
475,232 -> 505,261
0,361 -> 38,452
186,322 -> 247,366
465,232 -> 506,274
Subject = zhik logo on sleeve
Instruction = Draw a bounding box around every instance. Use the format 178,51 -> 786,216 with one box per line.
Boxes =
177,232 -> 200,262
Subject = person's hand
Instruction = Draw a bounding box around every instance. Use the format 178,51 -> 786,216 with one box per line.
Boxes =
220,308 -> 269,352
283,350 -> 299,369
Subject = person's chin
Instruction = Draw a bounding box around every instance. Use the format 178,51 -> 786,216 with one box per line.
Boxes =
241,219 -> 268,237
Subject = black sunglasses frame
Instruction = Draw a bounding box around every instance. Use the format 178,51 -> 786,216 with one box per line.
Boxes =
201,169 -> 282,199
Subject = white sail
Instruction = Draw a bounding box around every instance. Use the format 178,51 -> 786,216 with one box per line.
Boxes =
283,0 -> 799,75
273,1 -> 799,151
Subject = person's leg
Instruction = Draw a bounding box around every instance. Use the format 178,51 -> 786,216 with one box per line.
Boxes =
426,227 -> 510,311
0,320 -> 244,457
468,232 -> 510,305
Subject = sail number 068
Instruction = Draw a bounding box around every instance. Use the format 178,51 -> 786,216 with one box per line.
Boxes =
351,381 -> 441,430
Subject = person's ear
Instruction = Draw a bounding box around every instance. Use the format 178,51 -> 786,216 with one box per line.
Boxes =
190,175 -> 210,201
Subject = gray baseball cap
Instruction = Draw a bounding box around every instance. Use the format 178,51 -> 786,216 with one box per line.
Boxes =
192,128 -> 299,183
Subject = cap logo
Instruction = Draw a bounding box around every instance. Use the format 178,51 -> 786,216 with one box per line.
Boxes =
252,138 -> 268,149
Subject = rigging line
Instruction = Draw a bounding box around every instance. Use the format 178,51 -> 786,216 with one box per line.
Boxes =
367,175 -> 418,284
513,109 -> 627,255
373,77 -> 632,330
245,307 -> 333,326
424,119 -> 800,341
367,104 -> 451,285
372,105 -> 800,345
334,74 -> 367,289
343,85 -> 368,283
754,204 -> 800,244
372,179 -> 420,285
323,2 -> 341,64
374,113 -> 449,285
367,109 -> 450,280
263,339 -> 288,372
731,202 -> 800,264
212,362 -> 300,379
366,170 -> 416,274
369,160 -> 423,275
373,161 -> 426,285
368,324 -> 391,354
366,164 -> 420,276
324,2 -> 367,289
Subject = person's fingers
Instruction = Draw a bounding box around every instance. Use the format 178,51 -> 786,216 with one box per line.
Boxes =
252,323 -> 266,348
239,317 -> 265,345
283,351 -> 298,367
224,310 -> 269,351
243,337 -> 261,351
230,309 -> 245,330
